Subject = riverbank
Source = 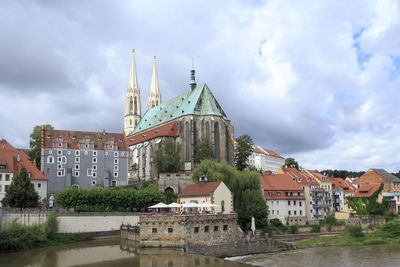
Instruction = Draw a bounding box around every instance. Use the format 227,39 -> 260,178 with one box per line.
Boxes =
294,220 -> 400,249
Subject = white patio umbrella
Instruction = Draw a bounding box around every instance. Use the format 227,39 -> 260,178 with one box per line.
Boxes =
167,203 -> 181,208
148,202 -> 169,209
182,202 -> 200,208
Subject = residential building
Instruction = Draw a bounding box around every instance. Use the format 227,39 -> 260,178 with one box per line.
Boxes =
179,181 -> 233,214
307,170 -> 334,219
279,167 -> 320,221
41,129 -> 128,193
125,54 -> 234,190
248,146 -> 285,174
349,183 -> 383,216
260,173 -> 306,225
329,177 -> 356,219
358,169 -> 400,192
0,139 -> 47,205
383,192 -> 400,214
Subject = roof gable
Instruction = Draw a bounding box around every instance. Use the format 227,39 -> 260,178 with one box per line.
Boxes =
180,181 -> 222,197
354,183 -> 381,197
371,169 -> 400,183
129,84 -> 228,136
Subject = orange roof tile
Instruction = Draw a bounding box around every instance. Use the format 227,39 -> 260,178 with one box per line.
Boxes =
126,121 -> 180,146
180,181 -> 221,197
254,146 -> 284,158
281,167 -> 319,185
353,183 -> 381,197
0,139 -> 47,181
42,129 -> 127,150
260,174 -> 305,200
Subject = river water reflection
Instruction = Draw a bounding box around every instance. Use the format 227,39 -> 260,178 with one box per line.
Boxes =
0,238 -> 249,267
1,239 -> 400,267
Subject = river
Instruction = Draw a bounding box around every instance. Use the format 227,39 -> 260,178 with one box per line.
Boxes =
1,238 -> 400,267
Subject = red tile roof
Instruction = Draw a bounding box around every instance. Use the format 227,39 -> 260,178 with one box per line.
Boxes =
260,173 -> 305,200
0,139 -> 47,181
180,181 -> 221,197
280,168 -> 319,186
329,177 -> 356,193
126,121 -> 180,146
42,129 -> 127,150
353,183 -> 381,197
254,146 -> 284,158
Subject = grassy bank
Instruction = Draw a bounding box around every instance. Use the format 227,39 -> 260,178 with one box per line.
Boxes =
295,220 -> 400,248
0,212 -> 84,253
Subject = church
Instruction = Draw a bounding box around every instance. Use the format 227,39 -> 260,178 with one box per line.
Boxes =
123,50 -> 235,188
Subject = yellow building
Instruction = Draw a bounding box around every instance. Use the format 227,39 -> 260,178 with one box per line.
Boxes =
307,170 -> 334,219
179,181 -> 233,214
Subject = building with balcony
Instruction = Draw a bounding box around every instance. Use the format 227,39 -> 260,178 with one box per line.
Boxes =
260,173 -> 306,225
248,146 -> 285,174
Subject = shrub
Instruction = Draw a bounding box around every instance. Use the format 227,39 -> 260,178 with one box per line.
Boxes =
269,218 -> 284,228
378,220 -> 400,238
325,216 -> 337,225
384,213 -> 397,222
289,225 -> 299,234
45,212 -> 58,240
311,224 -> 321,233
347,225 -> 364,237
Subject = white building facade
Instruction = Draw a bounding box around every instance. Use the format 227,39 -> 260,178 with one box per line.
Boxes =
249,146 -> 285,174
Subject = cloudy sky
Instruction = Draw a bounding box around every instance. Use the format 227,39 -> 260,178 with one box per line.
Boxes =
1,0 -> 399,172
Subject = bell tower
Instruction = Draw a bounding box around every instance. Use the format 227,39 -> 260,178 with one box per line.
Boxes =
147,56 -> 161,110
124,49 -> 141,135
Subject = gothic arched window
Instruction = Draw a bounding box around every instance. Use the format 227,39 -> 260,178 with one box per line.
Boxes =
130,119 -> 132,126
185,122 -> 190,161
225,126 -> 230,162
134,96 -> 138,114
129,97 -> 133,112
214,122 -> 220,161
205,122 -> 210,140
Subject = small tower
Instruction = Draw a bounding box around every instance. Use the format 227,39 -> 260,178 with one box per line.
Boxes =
147,56 -> 161,110
189,59 -> 197,90
124,49 -> 142,136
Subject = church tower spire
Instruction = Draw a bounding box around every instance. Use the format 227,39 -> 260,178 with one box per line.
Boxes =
124,49 -> 142,136
147,56 -> 161,110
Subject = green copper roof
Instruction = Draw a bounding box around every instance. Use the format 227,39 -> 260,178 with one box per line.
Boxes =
128,83 -> 228,136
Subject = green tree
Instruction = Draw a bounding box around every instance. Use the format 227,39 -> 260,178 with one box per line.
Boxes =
192,159 -> 268,230
154,139 -> 184,174
284,157 -> 299,170
234,134 -> 254,171
28,124 -> 54,168
194,138 -> 213,164
3,166 -> 39,210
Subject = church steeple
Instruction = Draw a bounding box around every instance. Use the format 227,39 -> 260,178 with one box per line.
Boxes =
189,58 -> 196,90
147,56 -> 161,110
124,49 -> 142,136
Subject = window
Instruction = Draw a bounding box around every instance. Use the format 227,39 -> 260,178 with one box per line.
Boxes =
93,150 -> 97,156
168,228 -> 173,234
194,227 -> 199,233
114,165 -> 118,171
0,174 -> 2,180
221,200 -> 225,213
114,151 -> 118,157
57,170 -> 65,177
75,157 -> 80,163
223,225 -> 228,231
0,185 -> 2,192
152,228 -> 157,234
214,122 -> 220,161
57,164 -> 62,170
294,210 -> 297,215
268,192 -> 272,197
92,180 -> 96,185
92,157 -> 97,163
111,180 -> 117,187
288,211 -> 291,215
185,122 -> 190,161
205,121 -> 210,139
277,192 -> 281,197
294,200 -> 296,205
5,185 -> 9,191
300,210 -> 303,215
271,210 -> 274,214
75,164 -> 80,170
114,172 -> 118,177
288,200 -> 291,205
75,150 -> 80,156
87,169 -> 92,176
47,156 -> 54,164
114,158 -> 119,164
277,210 -> 280,215
299,201 -> 302,207
37,183 -> 41,188
67,151 -> 71,155
57,150 -> 62,155
92,172 -> 97,178
204,226 -> 209,232
61,156 -> 67,164
57,157 -> 62,163
277,200 -> 279,205
93,165 -> 97,170
214,226 -> 219,232
75,171 -> 79,177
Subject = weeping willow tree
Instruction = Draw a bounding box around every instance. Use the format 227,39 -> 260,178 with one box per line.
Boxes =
192,159 -> 268,230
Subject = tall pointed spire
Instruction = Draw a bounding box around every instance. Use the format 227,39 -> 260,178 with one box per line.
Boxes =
189,58 -> 196,91
124,49 -> 142,136
147,56 -> 161,110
